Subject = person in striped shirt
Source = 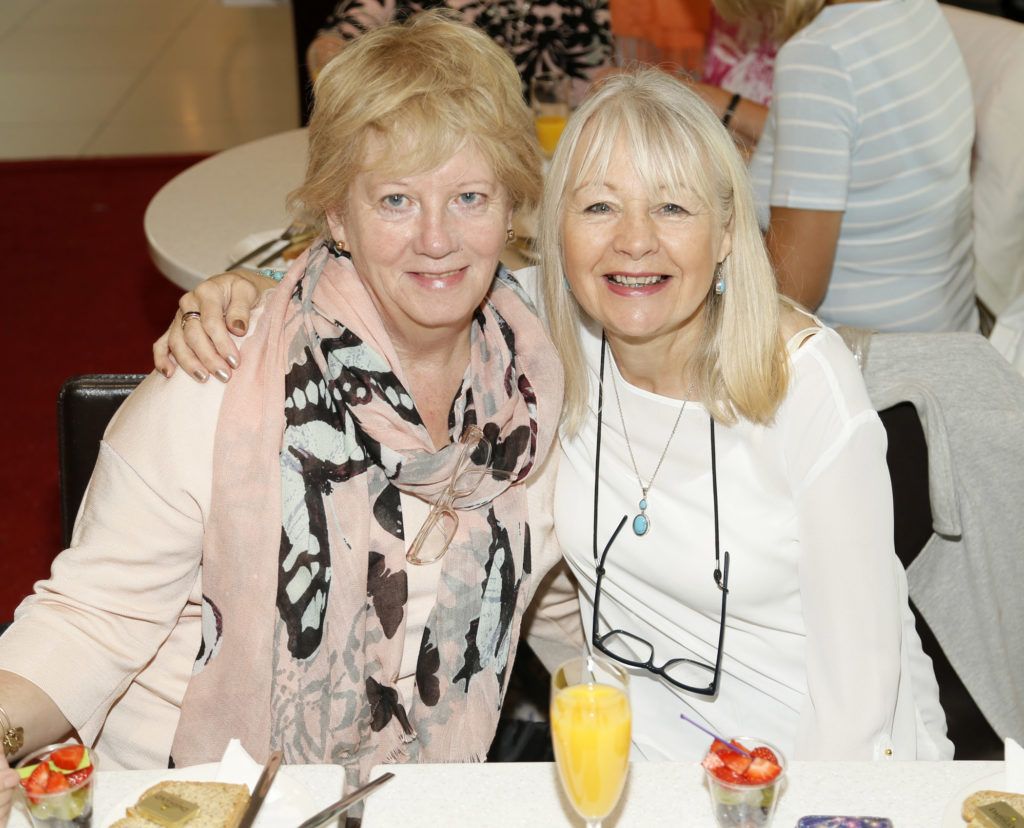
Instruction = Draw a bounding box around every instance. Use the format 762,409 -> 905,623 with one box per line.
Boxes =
699,0 -> 977,332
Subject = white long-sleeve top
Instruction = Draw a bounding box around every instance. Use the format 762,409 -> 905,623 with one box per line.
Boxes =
553,317 -> 953,761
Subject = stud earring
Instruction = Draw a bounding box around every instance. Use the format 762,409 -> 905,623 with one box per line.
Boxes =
506,228 -> 516,243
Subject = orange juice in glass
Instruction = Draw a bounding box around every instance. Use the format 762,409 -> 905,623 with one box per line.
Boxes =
530,73 -> 571,157
551,655 -> 631,828
535,113 -> 569,156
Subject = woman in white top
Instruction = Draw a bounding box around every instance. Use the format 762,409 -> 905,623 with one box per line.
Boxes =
152,71 -> 951,762
697,0 -> 976,333
538,70 -> 950,760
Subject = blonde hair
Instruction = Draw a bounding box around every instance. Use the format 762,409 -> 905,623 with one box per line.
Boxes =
714,0 -> 826,42
288,11 -> 541,236
538,69 -> 789,435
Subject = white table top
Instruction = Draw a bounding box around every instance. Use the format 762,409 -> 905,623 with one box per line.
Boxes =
5,759 -> 1005,827
7,763 -> 345,828
143,129 -> 308,291
360,760 -> 1006,827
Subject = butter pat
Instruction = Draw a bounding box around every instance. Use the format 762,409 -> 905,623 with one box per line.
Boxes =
976,801 -> 1024,828
135,791 -> 200,827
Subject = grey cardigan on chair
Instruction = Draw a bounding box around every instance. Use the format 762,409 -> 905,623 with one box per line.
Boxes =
861,331 -> 1024,749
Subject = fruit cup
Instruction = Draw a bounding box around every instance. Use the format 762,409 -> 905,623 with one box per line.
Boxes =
702,737 -> 786,828
15,742 -> 96,828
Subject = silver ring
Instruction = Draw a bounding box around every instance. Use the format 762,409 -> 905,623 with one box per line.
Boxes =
180,311 -> 202,330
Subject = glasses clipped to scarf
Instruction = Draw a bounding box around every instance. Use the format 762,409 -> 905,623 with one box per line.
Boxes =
406,424 -> 510,566
591,336 -> 731,695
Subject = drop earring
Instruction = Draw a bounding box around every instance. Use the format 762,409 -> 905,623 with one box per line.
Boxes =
506,228 -> 516,243
713,264 -> 726,295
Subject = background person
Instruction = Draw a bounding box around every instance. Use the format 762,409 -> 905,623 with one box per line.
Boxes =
695,0 -> 977,333
307,0 -> 615,106
0,13 -> 563,812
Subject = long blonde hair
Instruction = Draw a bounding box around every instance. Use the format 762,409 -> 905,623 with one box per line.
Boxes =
538,69 -> 789,435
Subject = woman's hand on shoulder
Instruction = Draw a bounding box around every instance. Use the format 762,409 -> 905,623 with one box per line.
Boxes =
0,751 -> 19,828
154,270 -> 273,382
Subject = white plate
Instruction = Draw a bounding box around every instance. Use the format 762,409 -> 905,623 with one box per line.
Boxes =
940,771 -> 1009,827
98,762 -> 319,828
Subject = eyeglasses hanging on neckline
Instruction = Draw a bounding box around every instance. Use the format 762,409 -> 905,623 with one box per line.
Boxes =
406,424 -> 509,566
591,515 -> 730,695
590,334 -> 730,695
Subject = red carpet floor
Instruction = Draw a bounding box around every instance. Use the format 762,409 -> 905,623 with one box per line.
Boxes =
0,155 -> 206,619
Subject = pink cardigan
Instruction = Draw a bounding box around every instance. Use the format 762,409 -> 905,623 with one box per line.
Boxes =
0,362 -> 581,769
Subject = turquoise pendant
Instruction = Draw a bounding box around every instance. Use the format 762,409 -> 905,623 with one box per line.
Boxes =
632,498 -> 650,536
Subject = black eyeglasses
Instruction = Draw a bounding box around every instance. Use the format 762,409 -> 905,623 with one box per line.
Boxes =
591,334 -> 730,696
592,515 -> 729,695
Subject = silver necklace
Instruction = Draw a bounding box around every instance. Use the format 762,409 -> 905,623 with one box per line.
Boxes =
608,358 -> 691,537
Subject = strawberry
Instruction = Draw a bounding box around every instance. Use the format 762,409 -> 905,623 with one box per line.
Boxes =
742,756 -> 782,784
701,751 -> 725,772
45,773 -> 70,793
49,745 -> 86,770
64,766 -> 94,789
751,746 -> 778,765
710,764 -> 744,784
710,738 -> 749,757
23,762 -> 50,805
722,751 -> 752,776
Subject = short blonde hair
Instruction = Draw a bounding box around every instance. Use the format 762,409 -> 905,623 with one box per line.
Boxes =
289,11 -> 541,236
714,0 -> 825,42
538,69 -> 789,434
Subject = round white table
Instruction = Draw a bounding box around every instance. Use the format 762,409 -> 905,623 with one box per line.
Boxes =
143,129 -> 309,291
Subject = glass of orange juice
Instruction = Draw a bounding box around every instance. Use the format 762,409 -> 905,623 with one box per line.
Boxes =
530,72 -> 571,158
550,655 -> 631,828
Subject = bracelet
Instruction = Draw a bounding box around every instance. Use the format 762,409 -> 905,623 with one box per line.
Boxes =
255,268 -> 286,282
0,702 -> 24,759
721,92 -> 742,129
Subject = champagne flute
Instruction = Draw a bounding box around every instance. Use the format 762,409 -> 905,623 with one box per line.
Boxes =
530,72 -> 571,158
550,654 -> 631,828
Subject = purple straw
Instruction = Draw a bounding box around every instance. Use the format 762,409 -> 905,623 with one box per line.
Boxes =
679,712 -> 752,757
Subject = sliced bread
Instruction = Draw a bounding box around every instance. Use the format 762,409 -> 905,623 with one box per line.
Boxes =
110,780 -> 250,828
962,789 -> 1024,825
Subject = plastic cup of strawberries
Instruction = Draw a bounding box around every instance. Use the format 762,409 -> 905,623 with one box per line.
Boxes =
15,742 -> 96,828
702,736 -> 786,828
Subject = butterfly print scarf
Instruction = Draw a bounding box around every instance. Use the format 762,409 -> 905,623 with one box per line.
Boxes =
171,241 -> 563,783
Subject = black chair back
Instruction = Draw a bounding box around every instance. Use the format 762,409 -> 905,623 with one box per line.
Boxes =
57,374 -> 145,549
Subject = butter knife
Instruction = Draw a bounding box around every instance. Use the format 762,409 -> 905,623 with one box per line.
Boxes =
236,749 -> 284,828
227,223 -> 308,270
294,772 -> 395,828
